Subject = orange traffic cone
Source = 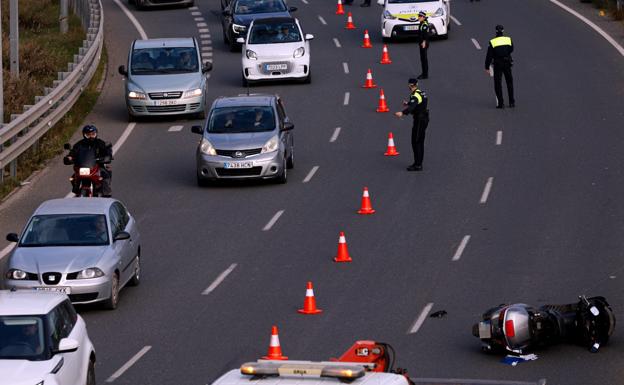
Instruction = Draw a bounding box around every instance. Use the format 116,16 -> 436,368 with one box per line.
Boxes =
262,325 -> 288,360
362,69 -> 377,88
380,44 -> 392,64
298,281 -> 323,314
335,0 -> 345,14
357,187 -> 376,214
345,12 -> 356,29
384,132 -> 399,156
361,29 -> 372,48
376,89 -> 390,113
334,231 -> 353,262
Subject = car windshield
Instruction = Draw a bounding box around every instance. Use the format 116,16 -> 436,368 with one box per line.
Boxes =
19,214 -> 109,247
388,0 -> 435,3
130,47 -> 198,74
0,316 -> 47,360
234,0 -> 287,14
208,106 -> 275,133
249,21 -> 301,44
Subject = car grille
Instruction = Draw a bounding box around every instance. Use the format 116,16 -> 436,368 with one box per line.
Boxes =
42,272 -> 62,285
258,62 -> 292,75
131,106 -> 146,113
189,103 -> 201,110
69,293 -> 99,303
215,167 -> 263,177
215,148 -> 262,158
146,105 -> 188,113
149,91 -> 182,100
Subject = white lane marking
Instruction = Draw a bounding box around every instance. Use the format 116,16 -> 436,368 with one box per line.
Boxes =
496,131 -> 503,145
450,15 -> 462,26
113,123 -> 137,156
197,22 -> 208,27
303,166 -> 319,183
471,38 -> 481,50
452,235 -> 471,261
333,38 -> 342,48
191,11 -> 201,15
200,34 -> 211,39
201,40 -> 211,46
199,28 -> 210,33
202,52 -> 214,58
189,6 -> 199,10
168,125 -> 184,132
550,0 -> 624,57
480,177 -> 494,204
201,46 -> 213,52
301,0 -> 309,3
318,15 -> 327,25
263,210 -> 285,231
343,92 -> 350,106
0,243 -> 15,261
202,263 -> 238,295
330,127 -> 341,142
113,0 -> 148,39
106,346 -> 152,383
343,62 -> 349,74
408,303 -> 434,334
194,17 -> 205,21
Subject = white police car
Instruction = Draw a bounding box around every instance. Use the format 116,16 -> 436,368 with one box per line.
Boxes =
378,0 -> 450,41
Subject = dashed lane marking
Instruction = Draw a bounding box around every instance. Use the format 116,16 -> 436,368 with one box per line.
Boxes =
496,131 -> 503,145
200,34 -> 211,39
189,5 -> 199,10
191,11 -> 201,15
343,62 -> 349,74
106,346 -> 152,383
202,263 -> 238,295
318,15 -> 327,25
303,166 -> 319,183
201,46 -> 213,52
408,303 -> 433,334
112,0 -> 148,39
194,17 -> 205,22
168,125 -> 184,132
471,38 -> 481,50
480,177 -> 494,204
333,38 -> 342,48
263,210 -> 285,231
330,127 -> 341,142
450,15 -> 462,26
301,0 -> 309,3
199,28 -> 210,33
343,92 -> 350,106
197,22 -> 208,27
452,235 -> 471,261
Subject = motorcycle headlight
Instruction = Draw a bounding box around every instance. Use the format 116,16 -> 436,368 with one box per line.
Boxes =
246,49 -> 257,60
433,7 -> 444,17
76,268 -> 104,279
79,167 -> 91,176
293,47 -> 305,58
383,10 -> 396,20
7,269 -> 27,280
261,135 -> 279,153
183,88 -> 203,98
128,91 -> 147,100
232,23 -> 246,34
200,138 -> 217,156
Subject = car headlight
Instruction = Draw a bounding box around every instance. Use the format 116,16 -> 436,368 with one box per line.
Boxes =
200,138 -> 217,156
128,91 -> 147,100
261,135 -> 279,153
183,88 -> 203,98
76,268 -> 105,279
383,10 -> 396,20
6,269 -> 27,280
433,7 -> 444,17
232,23 -> 246,34
293,47 -> 305,58
246,49 -> 257,60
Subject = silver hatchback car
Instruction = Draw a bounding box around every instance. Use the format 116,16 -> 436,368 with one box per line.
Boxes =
5,198 -> 141,310
192,94 -> 294,185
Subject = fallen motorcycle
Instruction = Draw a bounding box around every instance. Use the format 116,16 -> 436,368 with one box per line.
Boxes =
473,295 -> 615,354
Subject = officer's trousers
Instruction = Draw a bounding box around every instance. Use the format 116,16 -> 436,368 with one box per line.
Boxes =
493,64 -> 514,106
419,45 -> 429,77
411,112 -> 429,166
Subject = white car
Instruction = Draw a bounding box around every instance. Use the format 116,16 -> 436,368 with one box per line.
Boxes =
238,17 -> 313,85
0,290 -> 96,385
378,0 -> 450,41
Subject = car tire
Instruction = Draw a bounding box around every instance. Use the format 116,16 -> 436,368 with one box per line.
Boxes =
286,148 -> 294,169
128,253 -> 141,287
242,73 -> 251,87
382,37 -> 390,43
134,0 -> 144,10
187,0 -> 195,7
103,272 -> 119,310
440,33 -> 448,40
223,26 -> 230,44
86,359 -> 96,385
197,174 -> 210,187
303,70 -> 311,84
275,160 -> 287,184
195,109 -> 206,120
229,41 -> 238,52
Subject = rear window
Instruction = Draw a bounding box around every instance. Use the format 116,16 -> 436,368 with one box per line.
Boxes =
250,21 -> 301,44
131,47 -> 198,74
208,106 -> 275,133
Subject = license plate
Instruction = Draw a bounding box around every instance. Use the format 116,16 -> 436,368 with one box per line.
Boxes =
154,100 -> 179,106
404,25 -> 418,31
224,162 -> 253,169
79,167 -> 91,176
265,64 -> 287,71
35,287 -> 71,294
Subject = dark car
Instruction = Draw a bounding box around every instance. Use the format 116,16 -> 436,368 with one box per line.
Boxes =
221,0 -> 297,52
129,0 -> 194,10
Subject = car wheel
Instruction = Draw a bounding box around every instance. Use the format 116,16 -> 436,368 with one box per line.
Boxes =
103,272 -> 119,310
275,160 -> 287,184
86,359 -> 96,385
134,0 -> 144,10
197,173 -> 210,187
286,148 -> 294,169
242,73 -> 250,87
195,109 -> 206,120
303,70 -> 311,84
229,42 -> 238,52
382,37 -> 390,43
187,0 -> 195,7
440,33 -> 448,40
128,254 -> 141,287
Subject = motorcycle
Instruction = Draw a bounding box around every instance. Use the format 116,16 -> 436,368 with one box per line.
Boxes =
63,143 -> 111,197
473,295 -> 616,354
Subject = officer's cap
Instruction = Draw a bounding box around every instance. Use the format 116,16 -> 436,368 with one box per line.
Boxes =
418,11 -> 427,18
495,24 -> 504,32
408,78 -> 418,85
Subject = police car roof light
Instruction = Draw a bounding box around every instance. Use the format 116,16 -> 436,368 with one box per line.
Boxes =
241,361 -> 366,381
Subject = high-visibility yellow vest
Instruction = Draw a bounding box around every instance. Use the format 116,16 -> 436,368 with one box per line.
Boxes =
490,36 -> 512,48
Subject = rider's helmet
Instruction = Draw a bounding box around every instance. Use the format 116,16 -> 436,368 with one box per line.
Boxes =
82,125 -> 98,140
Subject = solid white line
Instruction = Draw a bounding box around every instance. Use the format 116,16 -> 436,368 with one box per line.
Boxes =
199,28 -> 210,33
480,177 -> 494,204
202,263 -> 237,295
330,127 -> 341,142
168,125 -> 183,132
0,244 -> 15,261
263,210 -> 284,231
343,92 -> 350,106
408,303 -> 433,334
450,15 -> 462,26
471,38 -> 481,50
303,166 -> 319,183
318,15 -> 327,25
333,38 -> 342,48
106,346 -> 152,383
550,0 -> 624,57
496,131 -> 503,145
452,235 -> 471,261
112,123 -> 136,156
112,0 -> 148,39
342,62 -> 349,74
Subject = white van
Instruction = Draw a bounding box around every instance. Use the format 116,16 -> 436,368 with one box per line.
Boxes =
378,0 -> 450,41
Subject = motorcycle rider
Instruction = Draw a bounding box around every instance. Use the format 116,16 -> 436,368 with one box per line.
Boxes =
64,125 -> 113,197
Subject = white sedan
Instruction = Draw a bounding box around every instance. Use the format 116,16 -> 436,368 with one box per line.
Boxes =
238,17 -> 313,85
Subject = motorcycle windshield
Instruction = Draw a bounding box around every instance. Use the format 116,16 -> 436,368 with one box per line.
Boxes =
74,147 -> 97,168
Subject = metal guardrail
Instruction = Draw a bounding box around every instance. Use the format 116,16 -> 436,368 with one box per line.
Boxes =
0,0 -> 104,184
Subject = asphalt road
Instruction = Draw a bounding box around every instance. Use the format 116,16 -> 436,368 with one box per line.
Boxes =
1,0 -> 624,384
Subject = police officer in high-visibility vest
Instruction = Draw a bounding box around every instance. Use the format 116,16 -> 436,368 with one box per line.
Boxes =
394,78 -> 429,171
485,24 -> 515,108
416,11 -> 429,79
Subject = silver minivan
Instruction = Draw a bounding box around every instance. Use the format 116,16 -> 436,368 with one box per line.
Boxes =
118,38 -> 212,120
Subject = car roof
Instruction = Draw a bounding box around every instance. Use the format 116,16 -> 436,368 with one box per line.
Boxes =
0,290 -> 66,316
133,38 -> 196,49
214,95 -> 276,108
212,368 -> 409,385
33,198 -> 117,216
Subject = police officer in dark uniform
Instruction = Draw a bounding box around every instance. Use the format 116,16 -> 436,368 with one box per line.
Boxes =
485,24 -> 515,108
416,11 -> 429,79
394,78 -> 429,171
64,125 -> 113,196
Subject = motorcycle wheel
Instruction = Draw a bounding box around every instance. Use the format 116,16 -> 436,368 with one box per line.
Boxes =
80,189 -> 90,197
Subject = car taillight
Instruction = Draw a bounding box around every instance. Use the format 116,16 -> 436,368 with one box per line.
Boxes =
504,319 -> 515,337
79,167 -> 91,176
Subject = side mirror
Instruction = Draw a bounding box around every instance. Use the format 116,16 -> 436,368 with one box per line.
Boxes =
6,233 -> 19,243
282,122 -> 294,131
236,37 -> 245,44
305,34 -> 314,41
118,65 -> 127,76
222,10 -> 231,16
191,125 -> 203,134
63,143 -> 71,150
55,338 -> 79,354
289,6 -> 298,11
202,61 -> 213,73
113,231 -> 131,242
